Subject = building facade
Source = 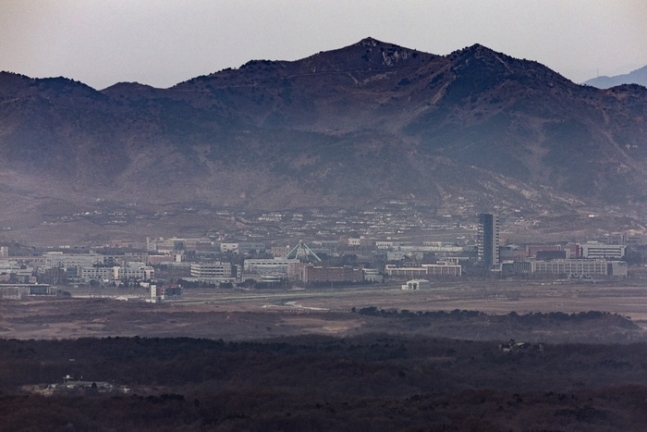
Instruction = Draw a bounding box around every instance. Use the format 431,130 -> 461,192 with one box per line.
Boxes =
243,258 -> 299,276
190,262 -> 232,280
384,263 -> 462,278
401,279 -> 431,290
578,242 -> 626,259
300,265 -> 363,283
477,213 -> 500,268
531,259 -> 627,277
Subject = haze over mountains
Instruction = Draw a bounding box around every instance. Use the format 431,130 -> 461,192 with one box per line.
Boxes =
584,65 -> 647,89
1,37 -> 647,235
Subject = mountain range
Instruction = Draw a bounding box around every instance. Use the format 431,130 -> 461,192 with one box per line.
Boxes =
583,65 -> 647,89
1,37 -> 647,239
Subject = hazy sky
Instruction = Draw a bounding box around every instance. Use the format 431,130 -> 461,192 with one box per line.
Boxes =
1,0 -> 646,90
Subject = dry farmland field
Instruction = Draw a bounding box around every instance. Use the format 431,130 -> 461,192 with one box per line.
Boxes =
2,279 -> 647,342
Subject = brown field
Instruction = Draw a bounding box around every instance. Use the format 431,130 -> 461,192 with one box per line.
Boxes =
2,279 -> 647,342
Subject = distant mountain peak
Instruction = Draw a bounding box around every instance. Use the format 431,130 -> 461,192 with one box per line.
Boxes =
583,64 -> 647,89
465,43 -> 489,51
336,37 -> 425,55
102,82 -> 157,91
303,37 -> 435,70
355,37 -> 384,47
451,43 -> 503,59
101,81 -> 165,97
2,37 -> 647,230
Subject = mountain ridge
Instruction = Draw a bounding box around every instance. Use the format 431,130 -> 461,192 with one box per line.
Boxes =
1,38 -> 647,239
583,65 -> 647,89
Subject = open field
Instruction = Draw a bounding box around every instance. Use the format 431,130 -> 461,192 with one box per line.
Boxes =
2,280 -> 647,342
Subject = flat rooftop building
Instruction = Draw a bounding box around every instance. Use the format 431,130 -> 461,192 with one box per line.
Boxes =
244,258 -> 299,276
190,262 -> 232,280
578,242 -> 626,259
531,259 -> 627,277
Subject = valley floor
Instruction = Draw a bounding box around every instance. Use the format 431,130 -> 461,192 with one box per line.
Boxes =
2,280 -> 647,342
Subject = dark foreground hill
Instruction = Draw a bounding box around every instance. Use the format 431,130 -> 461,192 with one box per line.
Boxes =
3,335 -> 647,431
1,38 -> 647,236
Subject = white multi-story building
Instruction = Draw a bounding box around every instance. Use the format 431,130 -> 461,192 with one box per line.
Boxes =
0,260 -> 19,274
578,242 -> 626,259
190,262 -> 232,280
385,263 -> 462,278
220,243 -> 239,253
531,259 -> 626,277
376,241 -> 399,250
243,258 -> 299,276
45,252 -> 103,268
80,264 -> 154,283
363,268 -> 383,283
117,264 -> 154,281
80,266 -> 115,283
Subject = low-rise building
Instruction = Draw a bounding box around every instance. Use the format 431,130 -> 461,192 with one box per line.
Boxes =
530,259 -> 626,277
385,262 -> 462,278
363,268 -> 383,283
80,265 -> 115,283
376,241 -> 399,250
149,284 -> 182,302
525,244 -> 581,259
238,242 -> 267,254
402,279 -> 431,290
117,264 -> 154,281
271,246 -> 289,258
45,252 -> 103,268
190,262 -> 232,280
220,243 -> 239,253
424,263 -> 463,276
385,265 -> 427,279
300,265 -> 363,283
578,242 -> 626,259
244,258 -> 299,276
147,254 -> 174,266
80,264 -> 154,283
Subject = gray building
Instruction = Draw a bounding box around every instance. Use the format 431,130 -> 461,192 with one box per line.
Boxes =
478,213 -> 500,268
531,259 -> 627,277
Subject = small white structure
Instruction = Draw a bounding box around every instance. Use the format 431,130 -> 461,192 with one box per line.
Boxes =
363,268 -> 383,283
402,279 -> 431,290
